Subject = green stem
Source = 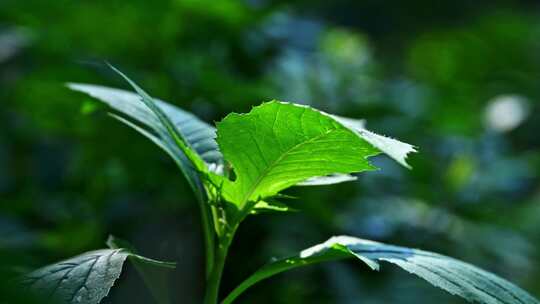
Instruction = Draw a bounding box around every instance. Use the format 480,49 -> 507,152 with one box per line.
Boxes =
221,250 -> 349,304
199,194 -> 215,278
203,228 -> 236,304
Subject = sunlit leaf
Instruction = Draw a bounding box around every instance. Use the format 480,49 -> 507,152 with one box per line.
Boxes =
215,101 -> 379,208
215,101 -> 416,209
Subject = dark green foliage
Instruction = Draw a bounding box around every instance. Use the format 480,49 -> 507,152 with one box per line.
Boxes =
223,236 -> 539,304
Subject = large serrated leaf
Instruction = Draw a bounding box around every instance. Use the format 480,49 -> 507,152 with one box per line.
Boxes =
223,236 -> 539,304
20,249 -> 129,304
215,101 -> 380,208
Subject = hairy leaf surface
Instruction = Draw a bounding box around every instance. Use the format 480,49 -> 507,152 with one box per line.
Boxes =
215,101 -> 380,208
223,236 -> 539,304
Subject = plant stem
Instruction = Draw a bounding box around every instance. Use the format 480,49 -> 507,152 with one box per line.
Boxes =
199,196 -> 215,278
203,228 -> 236,304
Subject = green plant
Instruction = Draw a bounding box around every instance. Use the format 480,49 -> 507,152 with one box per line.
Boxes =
20,67 -> 539,304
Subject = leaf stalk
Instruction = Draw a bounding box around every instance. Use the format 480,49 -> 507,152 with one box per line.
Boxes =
203,225 -> 237,304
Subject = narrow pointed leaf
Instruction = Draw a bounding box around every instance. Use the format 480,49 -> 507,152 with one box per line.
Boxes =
109,113 -> 209,198
68,74 -> 218,277
108,66 -> 209,173
223,236 -> 539,304
67,83 -> 223,175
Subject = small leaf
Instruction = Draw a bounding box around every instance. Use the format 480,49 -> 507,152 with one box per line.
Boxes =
108,65 -> 209,173
223,236 -> 539,304
20,249 -> 129,304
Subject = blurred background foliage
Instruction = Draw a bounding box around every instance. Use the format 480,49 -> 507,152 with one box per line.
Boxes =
1,0 -> 539,303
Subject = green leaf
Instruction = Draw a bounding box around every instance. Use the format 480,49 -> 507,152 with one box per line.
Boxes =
20,249 -> 129,304
68,68 -> 220,276
215,101 -> 380,209
67,81 -> 206,198
67,81 -> 223,189
68,83 -> 221,165
68,70 -> 218,278
223,236 -> 539,304
108,66 -> 209,172
21,245 -> 176,304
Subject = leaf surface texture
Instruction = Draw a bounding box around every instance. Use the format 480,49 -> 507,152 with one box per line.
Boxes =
223,236 -> 539,304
